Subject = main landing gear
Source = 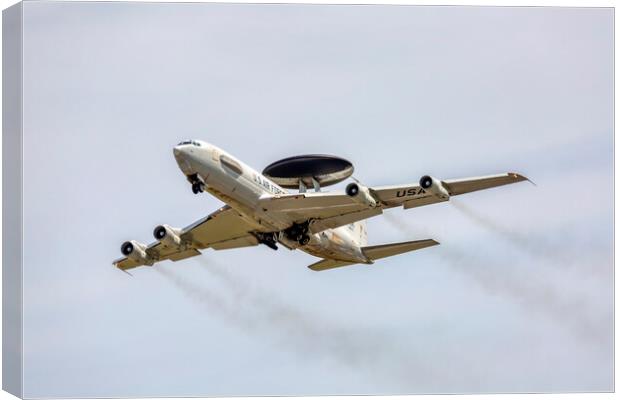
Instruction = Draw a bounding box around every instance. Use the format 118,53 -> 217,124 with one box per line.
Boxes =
255,232 -> 279,250
255,225 -> 310,250
285,222 -> 311,246
187,174 -> 205,194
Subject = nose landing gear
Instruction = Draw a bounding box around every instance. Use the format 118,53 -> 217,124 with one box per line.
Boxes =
187,174 -> 206,194
191,182 -> 205,194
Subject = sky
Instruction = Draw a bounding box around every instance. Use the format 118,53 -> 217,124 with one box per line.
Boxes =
19,3 -> 613,397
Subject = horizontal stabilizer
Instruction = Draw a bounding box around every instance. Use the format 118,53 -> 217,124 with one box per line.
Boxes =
308,239 -> 439,272
308,259 -> 356,271
362,239 -> 439,260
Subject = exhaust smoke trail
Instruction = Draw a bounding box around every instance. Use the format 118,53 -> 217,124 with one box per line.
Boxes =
382,213 -> 608,346
194,257 -> 441,382
155,261 -> 443,390
450,199 -> 611,283
383,212 -> 433,238
450,199 -> 569,267
154,266 -> 257,330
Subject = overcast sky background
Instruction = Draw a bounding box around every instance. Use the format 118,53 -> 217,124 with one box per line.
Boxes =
20,3 -> 612,397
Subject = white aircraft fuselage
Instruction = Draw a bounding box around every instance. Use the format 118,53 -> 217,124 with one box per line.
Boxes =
173,140 -> 371,264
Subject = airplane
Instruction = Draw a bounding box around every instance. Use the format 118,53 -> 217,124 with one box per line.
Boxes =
113,140 -> 529,272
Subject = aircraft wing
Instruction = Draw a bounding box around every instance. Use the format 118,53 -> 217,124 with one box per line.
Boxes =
180,205 -> 261,249
114,206 -> 261,271
373,172 -> 529,209
260,172 -> 529,233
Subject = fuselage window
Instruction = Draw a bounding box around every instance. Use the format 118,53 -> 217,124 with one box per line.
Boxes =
219,155 -> 243,175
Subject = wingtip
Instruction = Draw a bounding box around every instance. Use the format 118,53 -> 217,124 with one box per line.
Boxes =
114,263 -> 133,277
509,172 -> 536,187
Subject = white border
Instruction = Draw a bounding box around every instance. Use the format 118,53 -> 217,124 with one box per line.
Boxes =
0,1 -> 614,400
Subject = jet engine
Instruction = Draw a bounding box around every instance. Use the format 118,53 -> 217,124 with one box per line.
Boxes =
153,224 -> 182,248
120,240 -> 150,263
419,175 -> 450,200
345,182 -> 377,208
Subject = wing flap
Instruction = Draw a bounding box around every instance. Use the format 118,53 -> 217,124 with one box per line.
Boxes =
403,196 -> 445,209
168,248 -> 201,262
211,235 -> 259,250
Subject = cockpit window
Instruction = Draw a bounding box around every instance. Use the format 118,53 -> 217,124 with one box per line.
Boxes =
177,140 -> 201,146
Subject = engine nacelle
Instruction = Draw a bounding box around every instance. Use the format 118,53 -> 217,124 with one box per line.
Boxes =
120,240 -> 150,263
345,182 -> 377,208
153,224 -> 182,248
419,175 -> 450,200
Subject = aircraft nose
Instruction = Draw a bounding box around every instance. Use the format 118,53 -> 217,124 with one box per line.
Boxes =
173,145 -> 195,175
173,145 -> 189,159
